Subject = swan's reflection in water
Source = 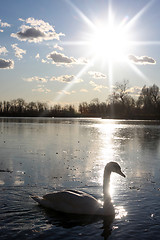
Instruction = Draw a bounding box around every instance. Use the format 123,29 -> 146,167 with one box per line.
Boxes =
43,208 -> 114,239
40,205 -> 126,239
101,215 -> 115,239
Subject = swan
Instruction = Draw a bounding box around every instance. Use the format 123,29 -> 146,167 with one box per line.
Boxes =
32,162 -> 125,216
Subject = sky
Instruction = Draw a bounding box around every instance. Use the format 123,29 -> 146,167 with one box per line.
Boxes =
0,0 -> 160,106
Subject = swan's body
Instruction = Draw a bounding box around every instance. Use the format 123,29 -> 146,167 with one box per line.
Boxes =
32,162 -> 125,216
32,189 -> 104,215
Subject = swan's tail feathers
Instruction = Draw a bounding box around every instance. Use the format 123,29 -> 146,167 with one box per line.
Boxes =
31,195 -> 44,204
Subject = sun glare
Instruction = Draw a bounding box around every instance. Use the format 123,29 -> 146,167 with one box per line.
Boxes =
89,23 -> 129,62
55,0 -> 155,102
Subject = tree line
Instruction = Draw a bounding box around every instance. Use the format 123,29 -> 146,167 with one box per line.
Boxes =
1,82 -> 160,119
0,99 -> 77,117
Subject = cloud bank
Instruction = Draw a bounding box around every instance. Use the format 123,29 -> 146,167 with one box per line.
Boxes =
129,55 -> 156,65
11,17 -> 64,43
0,58 -> 14,69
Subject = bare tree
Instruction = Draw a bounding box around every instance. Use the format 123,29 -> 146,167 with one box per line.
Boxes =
115,80 -> 129,104
137,84 -> 160,109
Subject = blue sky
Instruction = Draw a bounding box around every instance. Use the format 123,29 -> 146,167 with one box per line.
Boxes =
0,0 -> 160,106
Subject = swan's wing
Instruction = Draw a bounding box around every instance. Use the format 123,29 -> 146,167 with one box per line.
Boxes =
42,190 -> 101,215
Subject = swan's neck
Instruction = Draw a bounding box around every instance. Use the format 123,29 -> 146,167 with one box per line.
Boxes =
103,168 -> 111,201
103,165 -> 116,215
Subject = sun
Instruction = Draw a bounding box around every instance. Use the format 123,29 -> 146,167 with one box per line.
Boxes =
88,22 -> 130,62
54,0 -> 155,102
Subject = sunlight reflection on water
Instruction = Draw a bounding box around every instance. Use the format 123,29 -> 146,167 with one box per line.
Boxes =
115,205 -> 128,219
95,121 -> 125,198
95,122 -> 121,163
93,121 -> 128,222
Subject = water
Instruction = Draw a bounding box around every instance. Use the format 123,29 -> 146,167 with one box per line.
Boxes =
0,117 -> 160,240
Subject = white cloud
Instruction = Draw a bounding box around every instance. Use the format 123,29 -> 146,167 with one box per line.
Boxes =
0,46 -> 8,55
47,51 -> 76,66
41,59 -> 48,63
57,90 -> 76,95
0,19 -> 11,31
77,57 -> 88,64
80,89 -> 88,92
129,54 -> 156,65
54,43 -> 63,51
24,76 -> 48,83
32,87 -> 51,93
35,53 -> 40,59
88,71 -> 106,79
50,74 -> 83,83
89,81 -> 108,92
11,17 -> 64,43
18,18 -> 25,22
11,44 -> 26,59
0,58 -> 14,69
46,51 -> 88,66
126,86 -> 142,97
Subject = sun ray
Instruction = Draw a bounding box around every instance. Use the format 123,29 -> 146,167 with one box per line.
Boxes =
65,0 -> 96,30
54,58 -> 96,103
130,41 -> 160,46
108,60 -> 113,92
125,0 -> 155,31
127,61 -> 150,84
59,40 -> 88,46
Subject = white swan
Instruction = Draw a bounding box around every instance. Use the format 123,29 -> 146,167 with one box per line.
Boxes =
32,162 -> 125,216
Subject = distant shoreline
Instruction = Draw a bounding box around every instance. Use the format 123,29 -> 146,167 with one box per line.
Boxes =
1,82 -> 160,120
0,115 -> 160,121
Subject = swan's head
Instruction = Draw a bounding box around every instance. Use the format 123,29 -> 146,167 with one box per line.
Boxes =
105,162 -> 126,177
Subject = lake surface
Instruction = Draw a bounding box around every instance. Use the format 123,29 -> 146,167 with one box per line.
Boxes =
0,117 -> 160,240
